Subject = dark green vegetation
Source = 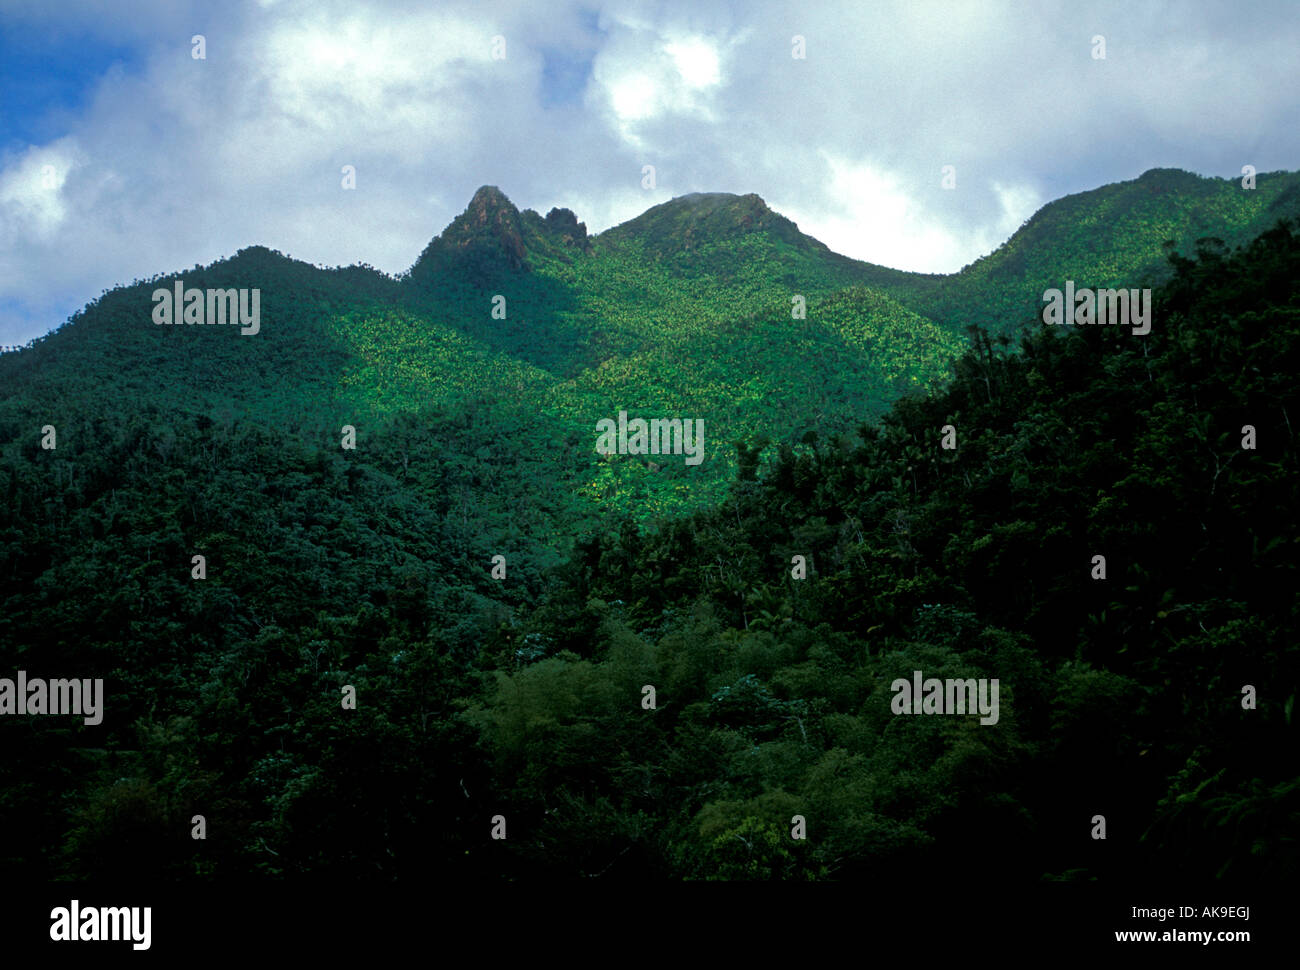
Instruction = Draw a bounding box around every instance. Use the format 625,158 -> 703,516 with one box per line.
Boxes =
0,169 -> 1297,882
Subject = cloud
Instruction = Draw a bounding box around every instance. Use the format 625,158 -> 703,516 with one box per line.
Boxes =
1,0 -> 1298,343
765,154 -> 1044,274
0,138 -> 82,247
589,23 -> 740,147
665,37 -> 721,89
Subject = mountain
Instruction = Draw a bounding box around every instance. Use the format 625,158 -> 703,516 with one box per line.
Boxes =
894,167 -> 1300,335
6,169 -> 1300,534
3,181 -> 1296,885
6,168 -> 1300,530
498,216 -> 1300,883
409,185 -> 591,286
600,190 -> 825,256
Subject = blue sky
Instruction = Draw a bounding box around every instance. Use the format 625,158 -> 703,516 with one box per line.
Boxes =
1,0 -> 1298,345
2,33 -> 137,154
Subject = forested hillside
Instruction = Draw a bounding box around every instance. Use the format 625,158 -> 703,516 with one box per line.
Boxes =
499,223 -> 1300,880
876,167 -> 1300,337
7,170 -> 1298,524
0,173 -> 1296,883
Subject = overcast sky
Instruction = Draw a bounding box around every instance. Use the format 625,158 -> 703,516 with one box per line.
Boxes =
1,0 -> 1297,345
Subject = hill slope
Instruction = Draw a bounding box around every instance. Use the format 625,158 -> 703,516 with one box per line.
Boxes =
3,201 -> 1296,883
5,167 -> 1300,531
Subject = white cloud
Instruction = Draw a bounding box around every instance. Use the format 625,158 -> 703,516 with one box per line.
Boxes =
1,0 -> 1298,344
991,181 -> 1041,241
588,18 -> 746,147
0,139 -> 82,247
665,37 -> 721,89
774,153 -> 986,273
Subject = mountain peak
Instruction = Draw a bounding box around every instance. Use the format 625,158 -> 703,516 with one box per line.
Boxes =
542,206 -> 589,250
411,185 -> 528,281
451,185 -> 525,262
408,186 -> 599,288
466,184 -> 517,215
599,190 -> 824,255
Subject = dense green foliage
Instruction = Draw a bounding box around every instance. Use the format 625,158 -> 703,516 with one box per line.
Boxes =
0,172 -> 1296,883
502,223 -> 1300,881
896,167 -> 1300,338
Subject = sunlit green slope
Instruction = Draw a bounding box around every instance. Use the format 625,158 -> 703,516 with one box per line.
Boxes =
6,168 -> 1299,532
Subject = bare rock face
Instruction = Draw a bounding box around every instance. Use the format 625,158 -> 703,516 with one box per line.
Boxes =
409,185 -> 535,286
544,207 -> 590,251
415,189 -> 593,283
448,185 -> 528,269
